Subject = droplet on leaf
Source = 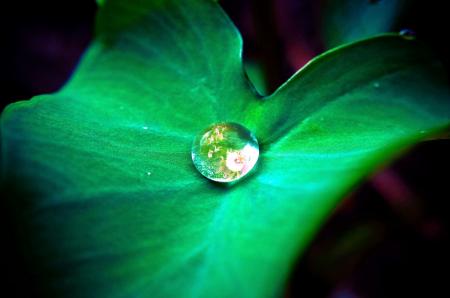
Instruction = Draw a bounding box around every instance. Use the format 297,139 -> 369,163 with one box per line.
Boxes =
191,123 -> 259,183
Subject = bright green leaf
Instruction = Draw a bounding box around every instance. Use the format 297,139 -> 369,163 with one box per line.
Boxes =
322,0 -> 407,48
1,0 -> 449,298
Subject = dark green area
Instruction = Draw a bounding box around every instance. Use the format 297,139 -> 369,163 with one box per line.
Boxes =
322,0 -> 406,48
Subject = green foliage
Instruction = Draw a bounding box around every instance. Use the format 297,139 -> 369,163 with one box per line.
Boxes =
1,0 -> 449,297
322,0 -> 407,48
245,61 -> 269,96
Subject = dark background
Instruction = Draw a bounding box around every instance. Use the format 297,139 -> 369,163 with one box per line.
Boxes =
1,0 -> 449,297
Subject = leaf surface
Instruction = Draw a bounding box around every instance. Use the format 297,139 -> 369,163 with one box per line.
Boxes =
2,1 -> 449,297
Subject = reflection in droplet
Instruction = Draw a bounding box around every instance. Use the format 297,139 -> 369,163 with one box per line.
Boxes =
399,29 -> 416,40
191,123 -> 259,183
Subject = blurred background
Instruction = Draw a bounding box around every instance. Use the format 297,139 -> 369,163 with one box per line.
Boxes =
1,0 -> 449,297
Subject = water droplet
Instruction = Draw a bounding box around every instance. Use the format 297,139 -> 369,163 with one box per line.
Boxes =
191,123 -> 259,183
147,171 -> 152,176
399,29 -> 416,40
373,82 -> 380,88
143,126 -> 149,130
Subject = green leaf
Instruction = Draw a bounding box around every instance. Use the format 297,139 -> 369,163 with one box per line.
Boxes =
245,60 -> 269,96
322,0 -> 407,48
1,1 -> 449,298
